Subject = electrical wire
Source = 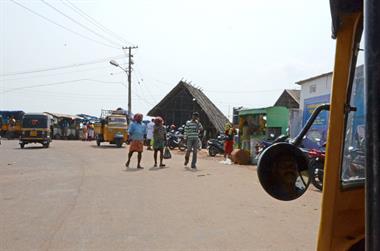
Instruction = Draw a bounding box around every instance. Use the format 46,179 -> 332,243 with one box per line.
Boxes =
1,78 -> 124,93
40,0 -> 122,48
0,63 -> 128,82
61,0 -> 133,46
133,90 -> 155,108
1,66 -> 109,82
0,55 -> 125,77
204,88 -> 284,94
6,85 -> 154,109
9,0 -> 120,50
132,67 -> 158,103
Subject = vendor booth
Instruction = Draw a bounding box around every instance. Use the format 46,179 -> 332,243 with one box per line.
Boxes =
238,106 -> 289,164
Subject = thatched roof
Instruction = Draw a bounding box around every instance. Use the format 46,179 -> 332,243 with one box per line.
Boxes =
148,81 -> 229,132
274,89 -> 300,109
285,89 -> 300,103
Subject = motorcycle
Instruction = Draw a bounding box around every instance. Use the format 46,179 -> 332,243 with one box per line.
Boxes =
255,134 -> 290,158
307,147 -> 325,191
166,130 -> 186,151
207,134 -> 226,157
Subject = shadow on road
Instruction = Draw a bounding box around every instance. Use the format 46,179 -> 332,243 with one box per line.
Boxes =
90,145 -> 125,149
149,166 -> 169,171
184,166 -> 198,172
16,146 -> 46,150
123,167 -> 143,172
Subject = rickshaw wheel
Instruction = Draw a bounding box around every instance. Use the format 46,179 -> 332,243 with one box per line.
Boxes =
20,143 -> 25,149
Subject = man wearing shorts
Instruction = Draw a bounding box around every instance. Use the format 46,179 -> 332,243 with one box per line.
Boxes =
126,113 -> 147,169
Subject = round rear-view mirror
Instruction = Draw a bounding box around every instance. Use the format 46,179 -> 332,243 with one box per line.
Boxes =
257,143 -> 310,201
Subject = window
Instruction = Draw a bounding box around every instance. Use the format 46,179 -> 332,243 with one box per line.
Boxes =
309,84 -> 317,93
341,65 -> 365,186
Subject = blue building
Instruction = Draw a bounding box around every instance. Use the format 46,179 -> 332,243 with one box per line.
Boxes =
296,65 -> 364,149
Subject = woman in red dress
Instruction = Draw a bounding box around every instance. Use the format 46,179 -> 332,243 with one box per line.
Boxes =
224,122 -> 236,161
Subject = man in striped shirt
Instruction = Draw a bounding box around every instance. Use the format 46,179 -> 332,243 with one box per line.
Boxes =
184,112 -> 203,169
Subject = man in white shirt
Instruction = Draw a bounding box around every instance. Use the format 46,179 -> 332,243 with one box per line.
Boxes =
146,118 -> 155,150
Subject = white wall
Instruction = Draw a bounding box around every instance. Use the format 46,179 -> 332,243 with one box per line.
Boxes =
299,73 -> 332,110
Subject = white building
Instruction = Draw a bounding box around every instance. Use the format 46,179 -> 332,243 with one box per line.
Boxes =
295,65 -> 363,148
297,72 -> 332,113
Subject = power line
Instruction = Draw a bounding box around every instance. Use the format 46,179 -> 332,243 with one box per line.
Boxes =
1,65 -> 110,82
9,0 -> 120,50
133,87 -> 155,107
1,78 -> 123,93
7,85 -> 154,109
0,55 -> 125,77
204,88 -> 284,94
131,66 -> 157,103
62,0 -> 133,46
40,0 -> 122,48
1,63 -> 128,82
134,78 -> 157,104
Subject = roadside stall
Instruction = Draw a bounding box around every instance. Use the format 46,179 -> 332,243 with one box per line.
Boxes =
238,106 -> 289,164
45,113 -> 83,140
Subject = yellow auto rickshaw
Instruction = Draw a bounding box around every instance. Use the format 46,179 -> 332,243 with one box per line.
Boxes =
20,113 -> 52,149
257,0 -> 379,250
94,113 -> 128,148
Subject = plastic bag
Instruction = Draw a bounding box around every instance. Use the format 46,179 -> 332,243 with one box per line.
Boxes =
163,147 -> 172,159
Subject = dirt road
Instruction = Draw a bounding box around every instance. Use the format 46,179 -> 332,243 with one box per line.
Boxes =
0,140 -> 322,251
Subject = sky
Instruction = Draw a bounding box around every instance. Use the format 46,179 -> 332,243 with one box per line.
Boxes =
0,0 -> 338,119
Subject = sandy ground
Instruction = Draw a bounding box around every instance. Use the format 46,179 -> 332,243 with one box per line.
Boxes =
0,140 -> 322,251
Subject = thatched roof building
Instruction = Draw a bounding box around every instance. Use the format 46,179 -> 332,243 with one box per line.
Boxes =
274,89 -> 300,109
147,81 -> 229,138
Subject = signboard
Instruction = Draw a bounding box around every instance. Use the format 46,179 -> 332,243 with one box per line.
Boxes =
302,94 -> 330,148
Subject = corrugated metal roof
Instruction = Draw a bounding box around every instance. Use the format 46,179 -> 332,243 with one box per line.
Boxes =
238,106 -> 288,116
45,112 -> 83,120
295,72 -> 332,85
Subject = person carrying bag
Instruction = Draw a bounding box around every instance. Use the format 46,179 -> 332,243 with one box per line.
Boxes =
163,146 -> 172,159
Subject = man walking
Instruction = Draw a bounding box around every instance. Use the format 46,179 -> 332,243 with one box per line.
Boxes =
184,112 -> 203,169
126,113 -> 147,169
146,118 -> 154,150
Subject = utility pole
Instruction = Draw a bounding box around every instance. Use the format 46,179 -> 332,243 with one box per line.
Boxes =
122,46 -> 138,117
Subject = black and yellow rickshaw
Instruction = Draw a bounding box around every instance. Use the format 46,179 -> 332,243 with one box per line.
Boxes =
20,113 -> 52,149
257,0 -> 379,250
